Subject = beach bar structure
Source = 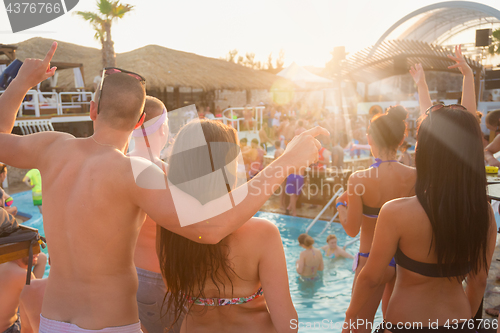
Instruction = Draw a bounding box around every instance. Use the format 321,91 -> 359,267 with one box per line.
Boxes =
3,38 -> 280,112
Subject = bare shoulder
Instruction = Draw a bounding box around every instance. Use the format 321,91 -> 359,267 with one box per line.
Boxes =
401,164 -> 417,178
380,196 -> 419,218
349,170 -> 368,183
236,217 -> 280,237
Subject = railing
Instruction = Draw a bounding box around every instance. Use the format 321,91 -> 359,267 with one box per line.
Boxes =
59,92 -> 93,115
0,90 -> 94,118
219,106 -> 265,132
15,119 -> 54,135
305,187 -> 344,234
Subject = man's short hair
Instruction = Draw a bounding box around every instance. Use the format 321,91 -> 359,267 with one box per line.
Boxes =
240,138 -> 248,144
144,96 -> 166,122
97,73 -> 146,131
251,138 -> 259,145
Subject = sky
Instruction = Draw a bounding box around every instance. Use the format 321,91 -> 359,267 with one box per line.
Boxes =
1,0 -> 500,67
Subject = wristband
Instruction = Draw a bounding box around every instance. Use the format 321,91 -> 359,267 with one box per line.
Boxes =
336,202 -> 347,209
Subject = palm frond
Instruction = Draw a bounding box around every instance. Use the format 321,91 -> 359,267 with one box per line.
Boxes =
74,11 -> 103,24
112,3 -> 134,18
98,0 -> 114,16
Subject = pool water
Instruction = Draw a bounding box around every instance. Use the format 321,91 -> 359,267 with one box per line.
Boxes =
11,191 -> 49,277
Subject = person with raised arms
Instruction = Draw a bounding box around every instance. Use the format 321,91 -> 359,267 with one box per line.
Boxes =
410,45 -> 478,117
0,42 -> 327,333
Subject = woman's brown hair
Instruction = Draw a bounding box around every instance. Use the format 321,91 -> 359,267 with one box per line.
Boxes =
298,233 -> 314,247
368,105 -> 408,152
158,120 -> 239,328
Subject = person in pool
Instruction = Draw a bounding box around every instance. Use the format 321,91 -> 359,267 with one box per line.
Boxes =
296,233 -> 324,280
343,105 -> 496,333
0,43 -> 326,333
336,105 -> 416,332
158,120 -> 297,333
321,234 -> 354,259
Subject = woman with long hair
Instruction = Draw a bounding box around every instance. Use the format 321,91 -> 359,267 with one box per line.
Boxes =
336,106 -> 416,332
343,106 -> 496,333
157,119 -> 297,333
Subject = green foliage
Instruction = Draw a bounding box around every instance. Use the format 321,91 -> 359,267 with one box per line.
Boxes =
488,28 -> 500,55
223,49 -> 285,71
75,0 -> 134,67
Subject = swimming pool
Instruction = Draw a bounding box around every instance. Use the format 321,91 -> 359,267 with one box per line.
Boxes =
12,191 -> 382,331
255,211 -> 382,332
11,191 -> 49,277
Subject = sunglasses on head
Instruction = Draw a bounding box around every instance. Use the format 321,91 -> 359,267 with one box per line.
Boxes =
97,67 -> 147,128
425,103 -> 467,116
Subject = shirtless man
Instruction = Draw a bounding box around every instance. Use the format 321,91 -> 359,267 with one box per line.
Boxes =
0,254 -> 38,333
129,96 -> 181,333
294,120 -> 307,136
258,122 -> 273,148
0,43 -> 327,332
274,141 -> 284,160
245,139 -> 265,178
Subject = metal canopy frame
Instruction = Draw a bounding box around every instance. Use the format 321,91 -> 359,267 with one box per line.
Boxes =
342,40 -> 482,84
374,1 -> 500,52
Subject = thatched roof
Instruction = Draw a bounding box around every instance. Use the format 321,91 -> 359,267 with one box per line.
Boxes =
13,37 -> 280,91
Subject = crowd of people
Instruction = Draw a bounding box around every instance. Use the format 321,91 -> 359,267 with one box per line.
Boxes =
0,41 -> 499,333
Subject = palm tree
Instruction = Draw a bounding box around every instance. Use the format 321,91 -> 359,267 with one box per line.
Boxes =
76,0 -> 134,67
488,28 -> 500,56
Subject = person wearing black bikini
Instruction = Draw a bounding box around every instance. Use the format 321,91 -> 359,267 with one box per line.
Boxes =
343,106 -> 497,333
336,106 -> 416,333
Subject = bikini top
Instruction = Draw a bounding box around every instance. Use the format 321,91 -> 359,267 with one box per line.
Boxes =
186,287 -> 264,306
362,203 -> 380,218
395,246 -> 470,278
303,248 -> 319,273
322,248 -> 336,259
361,159 -> 397,218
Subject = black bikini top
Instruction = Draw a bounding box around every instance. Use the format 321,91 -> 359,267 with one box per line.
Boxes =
362,203 -> 381,218
395,246 -> 470,278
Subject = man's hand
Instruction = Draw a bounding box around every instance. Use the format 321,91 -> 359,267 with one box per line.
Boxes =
281,126 -> 329,174
447,44 -> 473,76
14,41 -> 57,90
409,63 -> 425,85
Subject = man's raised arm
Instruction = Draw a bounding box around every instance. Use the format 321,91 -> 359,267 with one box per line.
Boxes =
0,42 -> 68,170
0,42 -> 57,133
133,126 -> 329,244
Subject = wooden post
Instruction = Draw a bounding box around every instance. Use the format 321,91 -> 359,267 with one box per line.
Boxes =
174,87 -> 180,109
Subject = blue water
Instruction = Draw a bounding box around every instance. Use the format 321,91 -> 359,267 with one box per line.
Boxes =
255,211 -> 382,333
11,191 -> 49,277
